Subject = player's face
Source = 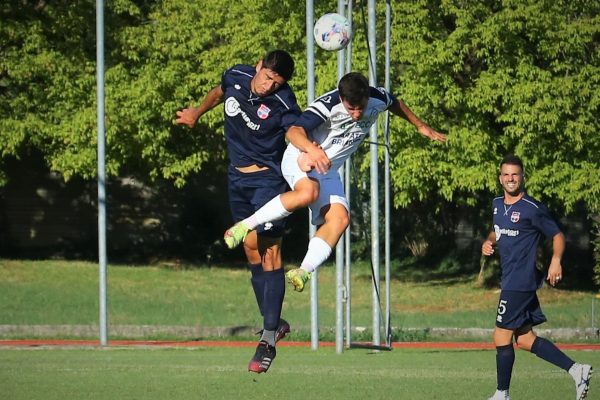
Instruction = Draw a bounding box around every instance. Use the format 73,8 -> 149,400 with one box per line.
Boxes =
251,63 -> 286,97
341,98 -> 368,121
499,163 -> 524,197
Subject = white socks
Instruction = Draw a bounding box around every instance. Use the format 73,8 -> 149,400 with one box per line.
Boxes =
243,195 -> 292,229
300,237 -> 332,273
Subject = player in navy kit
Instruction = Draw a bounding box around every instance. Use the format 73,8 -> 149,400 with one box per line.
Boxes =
224,72 -> 446,291
482,155 -> 592,400
176,50 -> 301,373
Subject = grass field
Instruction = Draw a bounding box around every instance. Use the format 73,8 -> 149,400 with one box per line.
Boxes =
0,259 -> 597,341
1,346 -> 598,400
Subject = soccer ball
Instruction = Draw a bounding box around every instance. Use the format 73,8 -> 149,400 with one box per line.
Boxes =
314,13 -> 352,52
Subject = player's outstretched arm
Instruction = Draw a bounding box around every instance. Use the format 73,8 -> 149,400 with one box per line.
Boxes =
389,100 -> 447,142
176,85 -> 224,128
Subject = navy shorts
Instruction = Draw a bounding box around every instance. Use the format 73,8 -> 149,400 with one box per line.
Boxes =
227,165 -> 289,238
495,290 -> 547,330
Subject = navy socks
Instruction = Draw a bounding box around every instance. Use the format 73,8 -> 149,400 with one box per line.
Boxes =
249,263 -> 265,316
250,264 -> 285,332
496,344 -> 515,390
262,268 -> 285,331
531,336 -> 575,371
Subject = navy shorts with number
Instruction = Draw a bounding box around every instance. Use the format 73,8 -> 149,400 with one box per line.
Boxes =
495,290 -> 547,330
227,165 -> 289,238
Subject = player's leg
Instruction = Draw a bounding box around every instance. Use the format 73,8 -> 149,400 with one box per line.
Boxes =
242,232 -> 290,340
286,175 -> 349,292
224,145 -> 316,249
246,234 -> 289,374
489,327 -> 515,400
515,327 -> 592,399
237,168 -> 290,373
237,176 -> 318,231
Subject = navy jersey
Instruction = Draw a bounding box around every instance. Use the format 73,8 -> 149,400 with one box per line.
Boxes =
293,86 -> 398,171
221,65 -> 301,173
492,194 -> 561,291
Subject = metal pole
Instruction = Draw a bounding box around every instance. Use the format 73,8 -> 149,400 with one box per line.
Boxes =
367,0 -> 381,347
335,0 -> 347,355
96,0 -> 108,346
307,0 -> 319,351
344,0 -> 353,350
383,0 -> 392,346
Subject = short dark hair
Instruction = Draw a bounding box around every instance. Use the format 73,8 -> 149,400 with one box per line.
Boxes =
500,154 -> 524,172
261,50 -> 295,81
338,72 -> 370,106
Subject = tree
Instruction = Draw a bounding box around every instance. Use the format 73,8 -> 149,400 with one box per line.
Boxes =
1,1 -> 598,277
387,0 -> 599,213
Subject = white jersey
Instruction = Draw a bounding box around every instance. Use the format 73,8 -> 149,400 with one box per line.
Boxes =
295,86 -> 397,170
280,86 -> 397,225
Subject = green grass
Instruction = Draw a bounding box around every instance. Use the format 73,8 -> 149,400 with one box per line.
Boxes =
1,347 -> 598,400
0,259 -> 596,340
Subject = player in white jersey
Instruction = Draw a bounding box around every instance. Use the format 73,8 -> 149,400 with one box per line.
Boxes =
224,72 -> 446,291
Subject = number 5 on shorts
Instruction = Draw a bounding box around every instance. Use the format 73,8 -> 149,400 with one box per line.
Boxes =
497,299 -> 507,315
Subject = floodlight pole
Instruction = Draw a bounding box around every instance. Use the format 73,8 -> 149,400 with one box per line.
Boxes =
96,0 -> 108,346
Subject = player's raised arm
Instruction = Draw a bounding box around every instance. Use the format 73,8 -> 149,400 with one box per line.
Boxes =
176,85 -> 224,128
388,99 -> 447,142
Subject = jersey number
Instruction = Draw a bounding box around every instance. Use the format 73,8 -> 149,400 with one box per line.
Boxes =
497,300 -> 508,315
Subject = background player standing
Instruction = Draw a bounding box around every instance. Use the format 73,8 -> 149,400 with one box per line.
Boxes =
224,72 -> 446,291
176,50 -> 301,373
482,154 -> 592,400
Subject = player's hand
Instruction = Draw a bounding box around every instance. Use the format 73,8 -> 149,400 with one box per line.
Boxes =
481,240 -> 494,256
175,107 -> 200,128
546,258 -> 563,287
297,152 -> 315,172
307,144 -> 331,174
418,125 -> 447,142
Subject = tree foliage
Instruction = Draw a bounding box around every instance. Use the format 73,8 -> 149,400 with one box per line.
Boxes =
3,0 -> 596,209
387,0 -> 599,214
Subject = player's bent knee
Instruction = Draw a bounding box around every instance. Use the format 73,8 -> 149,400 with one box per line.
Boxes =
296,188 -> 319,207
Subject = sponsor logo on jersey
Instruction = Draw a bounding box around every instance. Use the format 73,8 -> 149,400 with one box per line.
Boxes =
493,207 -> 498,215
224,97 -> 260,131
264,222 -> 273,231
510,211 -> 520,223
321,96 -> 332,103
494,224 -> 520,241
257,104 -> 271,120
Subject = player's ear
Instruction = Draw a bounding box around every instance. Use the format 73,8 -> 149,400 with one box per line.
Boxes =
255,60 -> 263,72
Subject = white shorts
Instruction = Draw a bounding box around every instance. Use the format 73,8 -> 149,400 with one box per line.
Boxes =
281,145 -> 349,226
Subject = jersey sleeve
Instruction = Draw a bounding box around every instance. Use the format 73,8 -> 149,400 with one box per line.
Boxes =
532,204 -> 562,239
294,89 -> 340,132
280,102 -> 302,130
220,65 -> 239,91
373,86 -> 398,109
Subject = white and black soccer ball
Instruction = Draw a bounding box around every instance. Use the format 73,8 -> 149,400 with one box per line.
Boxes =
313,13 -> 352,52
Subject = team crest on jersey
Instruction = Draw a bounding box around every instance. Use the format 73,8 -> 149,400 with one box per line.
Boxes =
257,104 -> 271,120
510,212 -> 520,223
